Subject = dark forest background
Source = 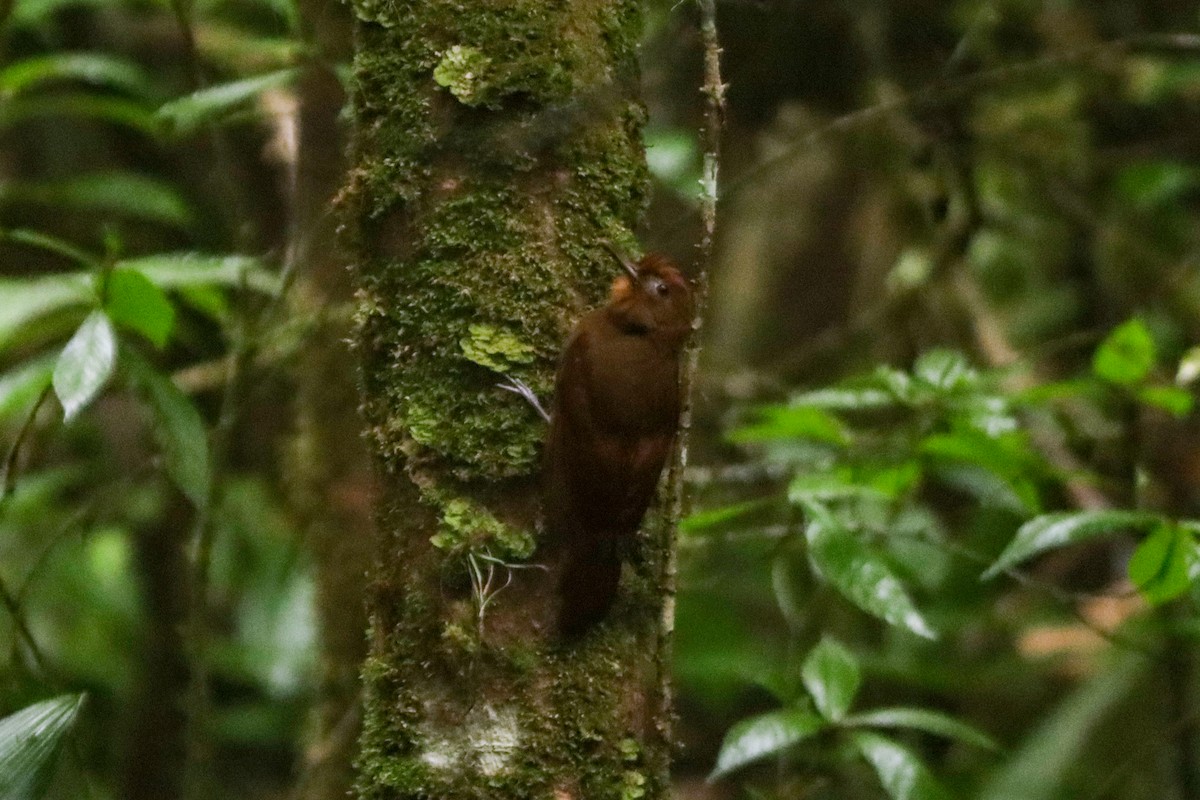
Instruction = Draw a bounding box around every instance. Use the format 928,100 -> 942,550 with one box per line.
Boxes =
3,1 -> 1200,799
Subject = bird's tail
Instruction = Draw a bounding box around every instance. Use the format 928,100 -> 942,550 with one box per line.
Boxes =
557,536 -> 622,639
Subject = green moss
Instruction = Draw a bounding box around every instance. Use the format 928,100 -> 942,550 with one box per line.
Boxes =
434,45 -> 493,106
460,323 -> 536,374
430,495 -> 534,560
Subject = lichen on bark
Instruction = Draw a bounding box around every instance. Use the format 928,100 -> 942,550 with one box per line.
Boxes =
343,1 -> 674,799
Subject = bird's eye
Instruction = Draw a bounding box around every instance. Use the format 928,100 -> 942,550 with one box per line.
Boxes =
646,278 -> 669,297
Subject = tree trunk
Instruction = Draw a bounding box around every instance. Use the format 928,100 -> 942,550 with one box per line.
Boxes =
342,1 -> 674,798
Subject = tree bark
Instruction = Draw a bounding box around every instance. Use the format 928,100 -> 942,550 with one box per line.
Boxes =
342,1 -> 673,798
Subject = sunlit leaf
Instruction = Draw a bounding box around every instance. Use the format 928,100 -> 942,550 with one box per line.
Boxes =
1093,318 -> 1155,386
0,52 -> 156,97
984,510 -> 1159,578
788,386 -> 894,411
105,269 -> 176,348
157,68 -> 301,135
801,637 -> 860,721
0,694 -> 85,800
913,350 -> 976,393
1128,523 -> 1195,605
0,357 -> 54,422
709,708 -> 826,780
123,351 -> 211,507
53,311 -> 117,422
846,707 -> 1000,751
729,405 -> 847,445
805,511 -> 936,639
0,275 -> 92,349
681,499 -> 771,534
118,252 -> 279,295
853,731 -> 952,800
788,471 -> 890,506
1136,385 -> 1194,418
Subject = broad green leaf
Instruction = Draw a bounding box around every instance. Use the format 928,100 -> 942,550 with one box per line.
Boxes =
123,351 -> 211,507
0,275 -> 92,349
157,68 -> 301,135
729,405 -> 847,445
805,513 -> 936,639
0,229 -> 99,267
0,52 -> 155,97
1136,385 -> 1194,418
984,510 -> 1159,579
53,311 -> 117,422
1128,523 -> 1195,605
118,253 -> 279,295
788,471 -> 890,505
853,731 -> 952,800
1114,161 -> 1200,209
105,269 -> 175,348
801,637 -> 860,721
681,499 -> 770,534
0,358 -> 54,422
2,172 -> 193,229
0,95 -> 160,136
0,694 -> 85,800
709,708 -> 825,779
846,707 -> 1000,751
1093,318 -> 1155,386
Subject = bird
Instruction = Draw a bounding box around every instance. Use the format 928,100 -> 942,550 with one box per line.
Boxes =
542,243 -> 693,637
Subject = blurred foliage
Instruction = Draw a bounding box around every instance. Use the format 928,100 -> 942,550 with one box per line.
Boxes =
1,1 -> 1200,800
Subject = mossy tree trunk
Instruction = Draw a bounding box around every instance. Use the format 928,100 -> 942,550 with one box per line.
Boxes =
343,1 -> 675,799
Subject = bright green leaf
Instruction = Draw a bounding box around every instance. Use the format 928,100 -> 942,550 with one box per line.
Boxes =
1137,385 -> 1194,418
845,707 -> 1000,751
853,731 -> 952,800
709,708 -> 826,780
0,52 -> 155,97
681,499 -> 771,534
984,510 -> 1159,579
105,269 -> 176,348
1093,318 -> 1156,386
805,513 -> 937,639
53,311 -> 117,422
123,351 -> 211,507
0,694 -> 85,800
801,637 -> 861,721
1128,523 -> 1195,605
729,405 -> 847,445
157,68 -> 301,135
913,350 -> 976,393
0,357 -> 54,422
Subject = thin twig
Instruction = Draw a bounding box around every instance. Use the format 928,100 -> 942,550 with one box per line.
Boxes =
0,572 -> 53,675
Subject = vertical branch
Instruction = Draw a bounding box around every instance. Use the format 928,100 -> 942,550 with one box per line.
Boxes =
658,0 -> 725,746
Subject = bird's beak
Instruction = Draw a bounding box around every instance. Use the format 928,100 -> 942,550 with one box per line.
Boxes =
601,240 -> 640,281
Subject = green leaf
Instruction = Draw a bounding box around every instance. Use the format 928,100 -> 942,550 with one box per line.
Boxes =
117,252 -> 279,295
913,350 -> 976,393
0,229 -> 99,267
105,269 -> 176,348
157,68 -> 301,135
1128,523 -> 1195,605
2,172 -> 193,229
729,405 -> 847,445
1093,318 -> 1156,386
0,694 -> 86,800
853,731 -> 952,800
801,637 -> 861,721
709,708 -> 826,780
788,470 -> 890,506
984,510 -> 1159,579
1114,161 -> 1200,210
123,351 -> 211,507
1137,384 -> 1194,418
0,358 -> 54,422
681,499 -> 770,534
788,386 -> 894,411
0,275 -> 92,350
0,94 -> 161,136
0,52 -> 156,97
805,511 -> 936,639
53,311 -> 117,422
846,707 -> 1000,751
